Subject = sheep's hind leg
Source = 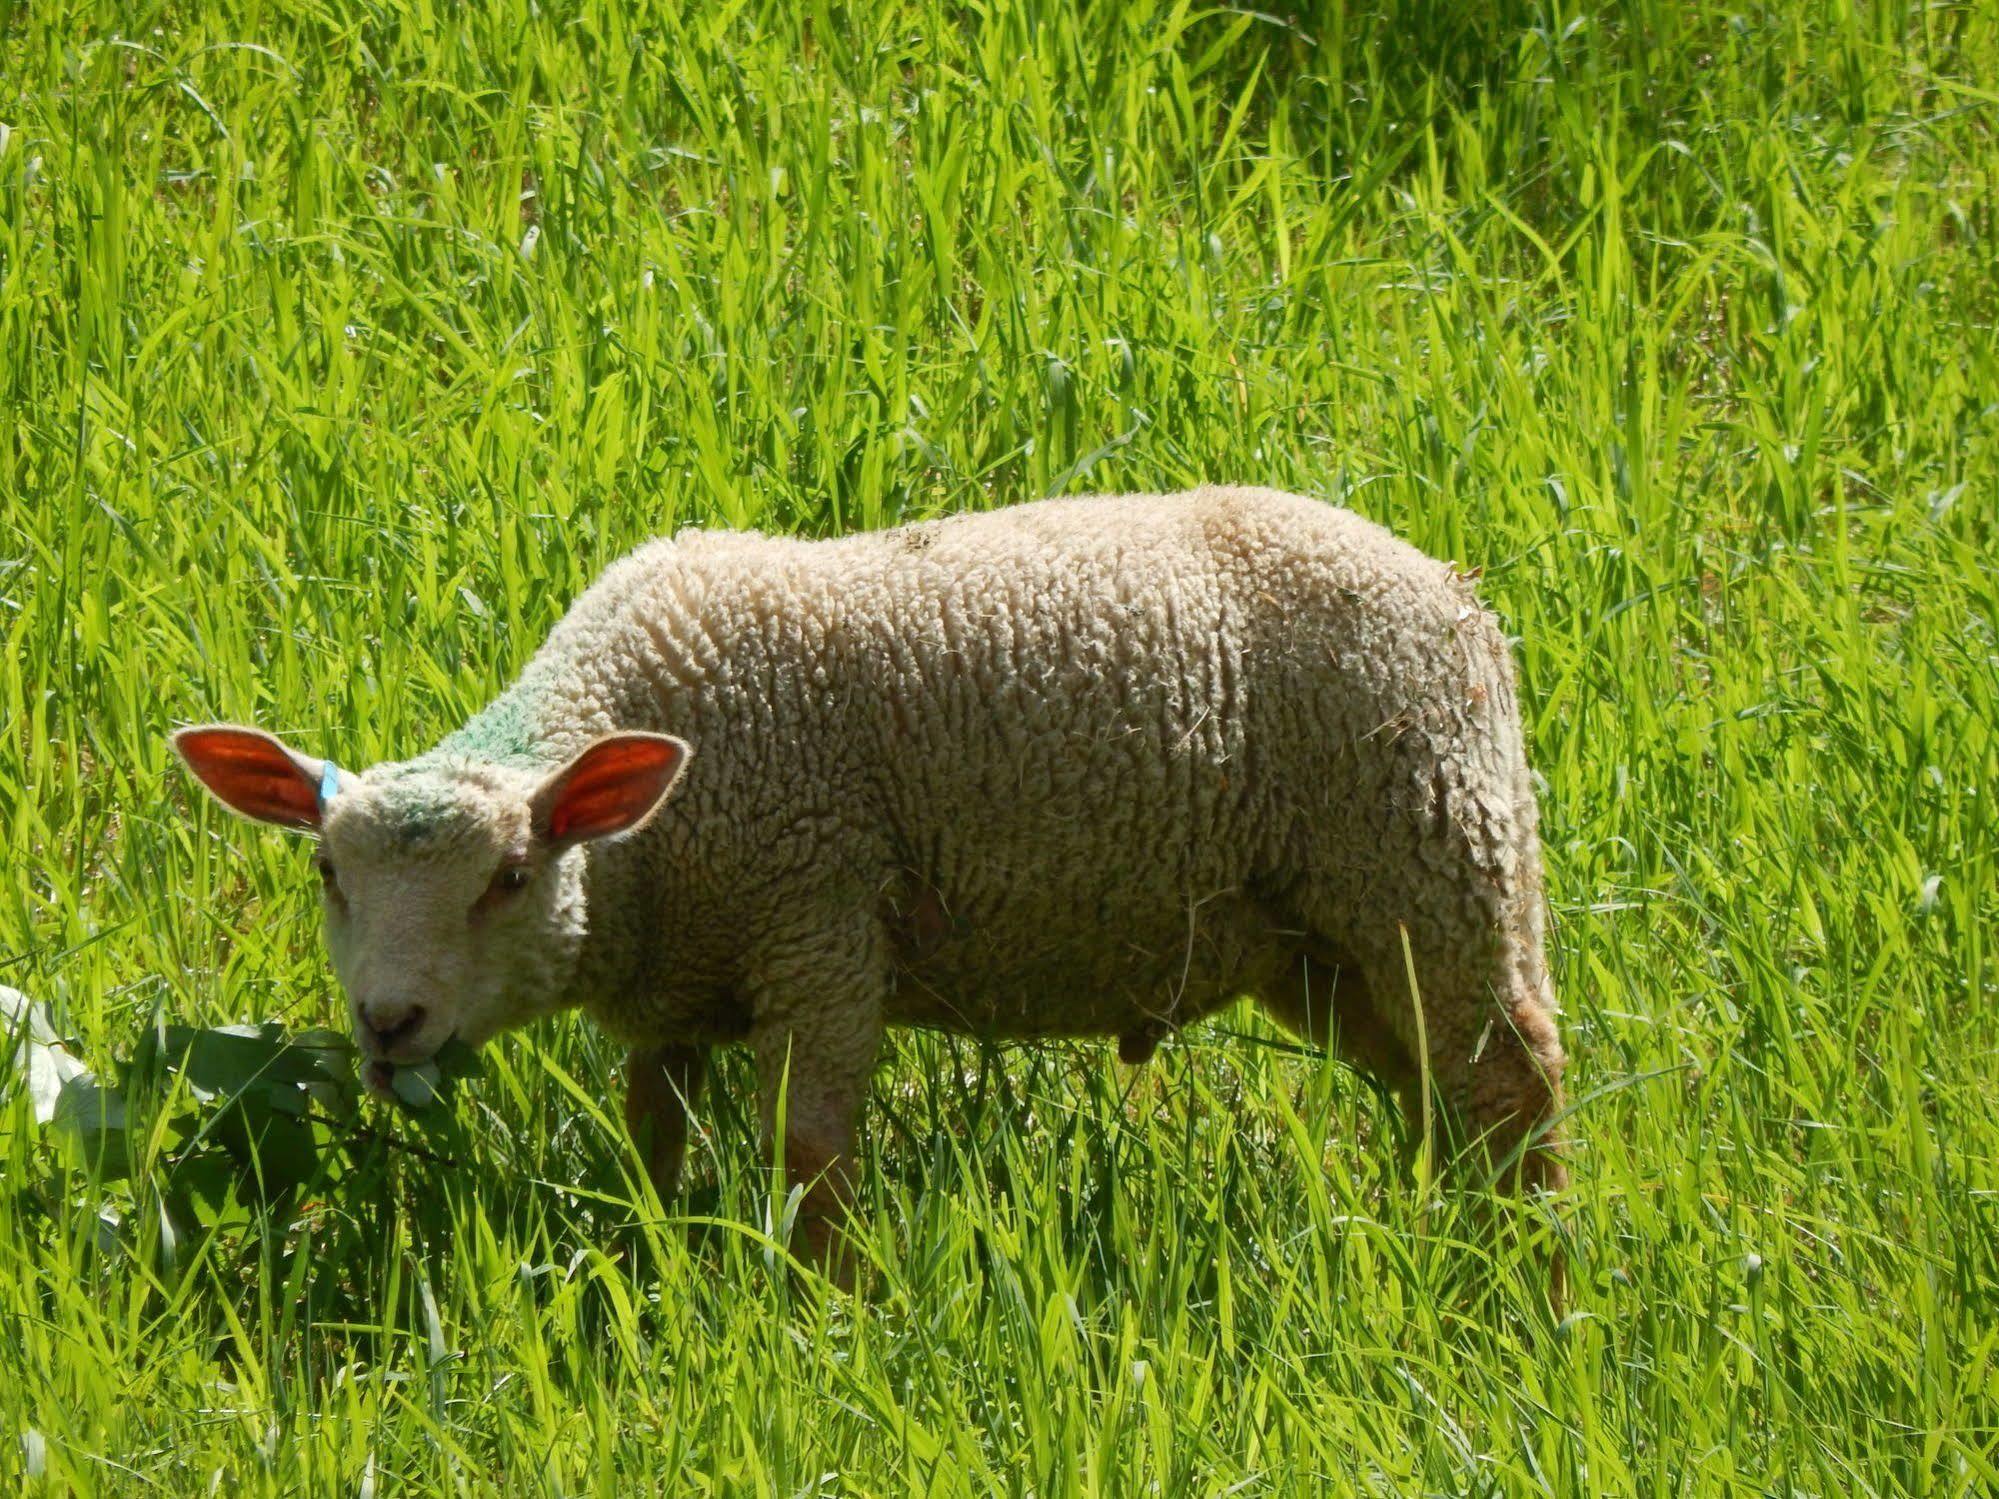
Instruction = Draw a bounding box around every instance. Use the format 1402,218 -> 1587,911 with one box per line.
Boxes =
1256,944 -> 1419,1125
1383,940 -> 1570,1314
1431,968 -> 1567,1196
1257,933 -> 1567,1196
1354,930 -> 1568,1197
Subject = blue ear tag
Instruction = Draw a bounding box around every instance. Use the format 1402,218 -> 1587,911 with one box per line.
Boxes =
318,759 -> 342,810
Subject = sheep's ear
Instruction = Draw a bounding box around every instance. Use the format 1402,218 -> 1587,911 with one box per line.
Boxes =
531,733 -> 690,847
173,725 -> 330,832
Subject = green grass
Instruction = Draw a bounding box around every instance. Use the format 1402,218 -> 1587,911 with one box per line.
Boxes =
3,0 -> 1997,1490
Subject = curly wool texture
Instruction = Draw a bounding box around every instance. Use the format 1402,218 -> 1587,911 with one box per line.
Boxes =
440,486 -> 1566,1186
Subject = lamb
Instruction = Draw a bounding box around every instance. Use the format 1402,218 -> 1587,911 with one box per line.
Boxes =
173,486 -> 1567,1268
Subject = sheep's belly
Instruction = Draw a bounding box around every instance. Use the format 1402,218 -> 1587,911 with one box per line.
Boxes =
887,975 -> 1242,1041
883,892 -> 1280,1041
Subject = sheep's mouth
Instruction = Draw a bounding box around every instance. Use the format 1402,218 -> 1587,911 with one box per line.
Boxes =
357,1011 -> 456,1070
361,1047 -> 449,1098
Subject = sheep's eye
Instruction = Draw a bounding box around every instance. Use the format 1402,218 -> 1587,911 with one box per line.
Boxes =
315,855 -> 337,886
473,861 -> 532,916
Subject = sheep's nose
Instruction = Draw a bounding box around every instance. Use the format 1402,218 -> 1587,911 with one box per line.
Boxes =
362,1002 -> 428,1054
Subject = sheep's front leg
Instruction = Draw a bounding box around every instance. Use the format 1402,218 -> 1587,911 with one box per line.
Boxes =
624,1044 -> 706,1200
747,926 -> 888,1282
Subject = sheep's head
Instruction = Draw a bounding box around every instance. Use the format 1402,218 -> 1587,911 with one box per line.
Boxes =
172,726 -> 688,1087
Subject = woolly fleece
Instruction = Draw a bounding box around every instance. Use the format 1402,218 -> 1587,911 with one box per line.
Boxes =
244,488 -> 1571,1249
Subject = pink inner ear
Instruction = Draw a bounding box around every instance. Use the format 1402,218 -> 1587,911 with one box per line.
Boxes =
543,736 -> 685,844
175,727 -> 321,829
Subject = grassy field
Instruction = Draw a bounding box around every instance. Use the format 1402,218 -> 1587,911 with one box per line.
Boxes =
3,0 -> 1997,1491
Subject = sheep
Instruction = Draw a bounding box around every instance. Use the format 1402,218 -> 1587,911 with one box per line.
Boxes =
173,486 -> 1568,1270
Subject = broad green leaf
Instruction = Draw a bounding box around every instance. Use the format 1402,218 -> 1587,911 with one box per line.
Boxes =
432,1038 -> 486,1081
154,1023 -> 354,1099
51,1078 -> 132,1179
1,985 -> 91,1125
390,1063 -> 445,1111
212,1089 -> 319,1196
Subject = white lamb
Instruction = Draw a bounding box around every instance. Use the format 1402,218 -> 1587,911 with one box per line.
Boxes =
174,487 -> 1568,1267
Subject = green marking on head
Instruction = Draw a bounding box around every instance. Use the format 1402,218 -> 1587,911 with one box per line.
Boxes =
438,685 -> 546,768
367,767 -> 497,851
